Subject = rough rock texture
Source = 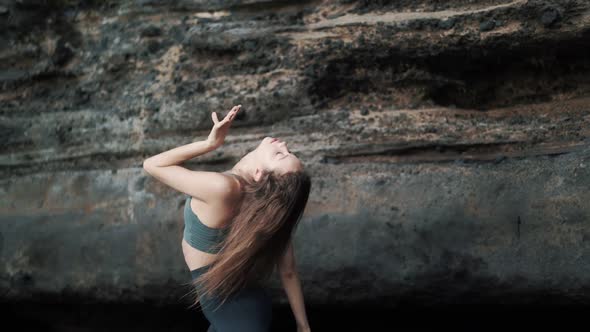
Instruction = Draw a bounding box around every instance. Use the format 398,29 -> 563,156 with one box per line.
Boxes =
1,0 -> 590,306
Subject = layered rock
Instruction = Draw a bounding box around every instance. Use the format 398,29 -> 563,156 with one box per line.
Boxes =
1,0 -> 589,305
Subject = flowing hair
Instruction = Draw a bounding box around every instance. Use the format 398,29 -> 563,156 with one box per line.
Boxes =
187,168 -> 312,311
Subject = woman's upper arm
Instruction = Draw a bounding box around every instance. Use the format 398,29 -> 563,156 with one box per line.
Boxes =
143,164 -> 238,204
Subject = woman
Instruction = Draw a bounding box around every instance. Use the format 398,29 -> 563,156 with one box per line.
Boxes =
143,105 -> 312,332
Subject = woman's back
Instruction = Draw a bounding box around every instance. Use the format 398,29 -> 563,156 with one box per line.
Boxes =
181,172 -> 242,271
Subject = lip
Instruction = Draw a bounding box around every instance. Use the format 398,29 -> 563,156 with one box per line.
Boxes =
271,137 -> 280,143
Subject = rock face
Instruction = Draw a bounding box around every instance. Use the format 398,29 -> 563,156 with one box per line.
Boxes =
1,0 -> 590,306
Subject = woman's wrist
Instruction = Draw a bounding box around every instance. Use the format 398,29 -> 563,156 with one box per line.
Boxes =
204,138 -> 220,151
297,322 -> 310,329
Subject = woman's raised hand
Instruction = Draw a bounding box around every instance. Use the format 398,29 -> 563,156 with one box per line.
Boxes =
207,105 -> 241,148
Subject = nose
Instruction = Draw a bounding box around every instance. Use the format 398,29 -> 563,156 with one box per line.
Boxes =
270,137 -> 288,150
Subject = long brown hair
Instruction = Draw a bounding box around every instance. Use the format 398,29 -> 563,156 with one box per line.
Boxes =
188,168 -> 312,311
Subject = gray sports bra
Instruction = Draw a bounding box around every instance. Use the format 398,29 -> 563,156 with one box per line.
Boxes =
183,195 -> 229,254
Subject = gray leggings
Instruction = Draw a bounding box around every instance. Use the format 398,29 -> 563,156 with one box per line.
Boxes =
191,264 -> 273,332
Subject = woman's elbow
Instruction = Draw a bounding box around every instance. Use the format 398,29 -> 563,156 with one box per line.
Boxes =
143,159 -> 156,173
279,267 -> 297,279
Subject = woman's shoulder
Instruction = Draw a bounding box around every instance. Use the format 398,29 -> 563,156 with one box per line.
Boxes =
187,172 -> 243,226
186,172 -> 242,207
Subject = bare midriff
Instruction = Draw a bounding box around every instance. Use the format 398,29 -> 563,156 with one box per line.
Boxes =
182,237 -> 219,270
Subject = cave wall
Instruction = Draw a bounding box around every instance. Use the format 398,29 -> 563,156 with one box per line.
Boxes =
1,0 -> 590,306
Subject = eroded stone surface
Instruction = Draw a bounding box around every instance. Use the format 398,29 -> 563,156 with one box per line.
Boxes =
1,0 -> 590,305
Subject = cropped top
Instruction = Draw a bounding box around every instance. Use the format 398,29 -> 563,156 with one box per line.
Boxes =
183,195 -> 229,254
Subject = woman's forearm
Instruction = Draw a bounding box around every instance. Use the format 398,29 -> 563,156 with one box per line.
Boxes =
144,139 -> 217,167
280,273 -> 310,328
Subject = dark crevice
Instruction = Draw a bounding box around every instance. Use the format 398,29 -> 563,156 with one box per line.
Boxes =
350,0 -> 516,14
308,28 -> 590,111
226,0 -> 318,15
423,29 -> 590,110
320,141 -> 589,164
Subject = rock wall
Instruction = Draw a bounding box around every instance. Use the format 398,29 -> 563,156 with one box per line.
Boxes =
1,0 -> 590,306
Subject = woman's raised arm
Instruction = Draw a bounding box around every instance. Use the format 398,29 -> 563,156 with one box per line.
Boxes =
142,105 -> 242,203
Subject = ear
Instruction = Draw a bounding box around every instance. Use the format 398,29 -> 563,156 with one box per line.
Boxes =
254,167 -> 263,182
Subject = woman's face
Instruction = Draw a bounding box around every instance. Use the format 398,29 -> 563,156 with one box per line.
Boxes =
255,136 -> 303,176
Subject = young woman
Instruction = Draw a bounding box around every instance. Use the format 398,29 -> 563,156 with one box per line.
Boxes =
143,105 -> 312,332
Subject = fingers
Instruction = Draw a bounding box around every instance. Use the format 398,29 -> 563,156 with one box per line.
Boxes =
231,105 -> 241,120
222,105 -> 241,123
213,105 -> 241,125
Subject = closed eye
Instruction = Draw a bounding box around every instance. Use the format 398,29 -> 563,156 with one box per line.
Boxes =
276,151 -> 289,160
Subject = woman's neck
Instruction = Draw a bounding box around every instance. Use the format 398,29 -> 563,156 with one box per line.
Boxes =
225,167 -> 249,180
